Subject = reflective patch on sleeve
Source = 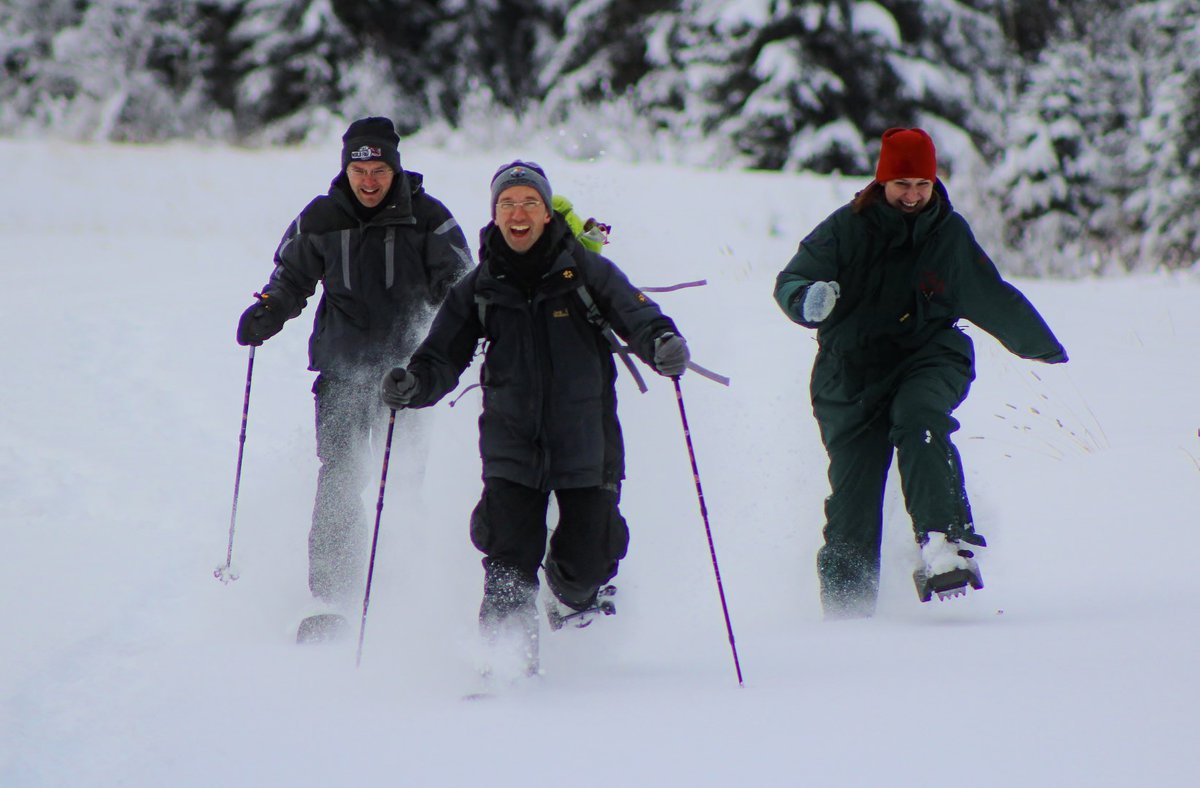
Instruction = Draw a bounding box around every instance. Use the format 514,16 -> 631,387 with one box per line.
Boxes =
452,244 -> 472,268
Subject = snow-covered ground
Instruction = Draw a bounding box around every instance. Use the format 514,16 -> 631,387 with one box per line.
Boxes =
2,137 -> 1197,786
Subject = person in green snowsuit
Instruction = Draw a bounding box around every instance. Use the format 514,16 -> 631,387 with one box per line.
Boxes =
774,128 -> 1069,618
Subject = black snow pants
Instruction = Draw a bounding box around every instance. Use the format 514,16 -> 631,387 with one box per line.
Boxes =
812,342 -> 978,617
469,477 -> 630,626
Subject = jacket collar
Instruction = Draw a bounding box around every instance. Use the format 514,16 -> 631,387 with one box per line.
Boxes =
328,169 -> 420,225
480,214 -> 574,275
867,179 -> 952,247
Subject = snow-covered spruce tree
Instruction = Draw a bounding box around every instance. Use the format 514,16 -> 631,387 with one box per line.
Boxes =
420,0 -> 559,126
547,1 -> 1018,177
989,0 -> 1196,275
1122,0 -> 1200,271
0,0 -> 83,133
321,0 -> 448,136
221,0 -> 361,142
655,0 -> 906,173
537,0 -> 676,117
0,0 -> 228,141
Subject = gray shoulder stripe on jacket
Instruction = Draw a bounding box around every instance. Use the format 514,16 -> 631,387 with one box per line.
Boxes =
434,218 -> 459,235
452,244 -> 472,268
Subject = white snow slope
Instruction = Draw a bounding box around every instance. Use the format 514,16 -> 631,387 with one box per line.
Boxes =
2,138 -> 1198,787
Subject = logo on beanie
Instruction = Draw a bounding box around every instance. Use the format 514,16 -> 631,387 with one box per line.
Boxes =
350,145 -> 382,161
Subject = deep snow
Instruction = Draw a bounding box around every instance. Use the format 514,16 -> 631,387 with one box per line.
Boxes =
2,137 -> 1197,786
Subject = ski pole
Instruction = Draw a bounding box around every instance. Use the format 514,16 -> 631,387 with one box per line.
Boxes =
672,377 -> 744,686
215,346 -> 255,584
356,408 -> 397,667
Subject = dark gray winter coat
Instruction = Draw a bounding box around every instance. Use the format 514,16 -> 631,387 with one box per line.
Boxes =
405,217 -> 677,490
260,170 -> 472,378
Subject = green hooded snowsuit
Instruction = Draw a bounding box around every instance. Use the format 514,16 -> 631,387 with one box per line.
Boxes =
774,181 -> 1067,616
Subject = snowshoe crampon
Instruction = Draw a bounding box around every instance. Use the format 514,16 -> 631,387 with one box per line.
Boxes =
546,585 -> 617,631
296,613 -> 348,644
914,561 -> 984,602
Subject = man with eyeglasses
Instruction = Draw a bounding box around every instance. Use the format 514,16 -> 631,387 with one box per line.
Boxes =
235,116 -> 472,625
380,161 -> 690,677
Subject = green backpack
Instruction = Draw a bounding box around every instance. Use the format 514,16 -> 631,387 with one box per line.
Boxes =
553,195 -> 610,253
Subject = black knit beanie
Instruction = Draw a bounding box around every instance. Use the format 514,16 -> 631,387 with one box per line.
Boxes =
341,117 -> 401,172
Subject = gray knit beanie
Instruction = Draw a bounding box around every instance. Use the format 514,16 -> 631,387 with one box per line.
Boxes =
490,161 -> 552,218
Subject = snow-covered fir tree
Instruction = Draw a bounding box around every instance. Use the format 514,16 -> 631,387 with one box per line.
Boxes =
1122,0 -> 1200,271
0,0 -> 226,140
991,0 -> 1200,274
1,0 -> 1196,273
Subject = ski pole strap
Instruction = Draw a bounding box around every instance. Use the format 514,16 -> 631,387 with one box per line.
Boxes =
686,359 -> 730,387
633,280 -> 730,385
641,279 -> 707,293
449,382 -> 482,407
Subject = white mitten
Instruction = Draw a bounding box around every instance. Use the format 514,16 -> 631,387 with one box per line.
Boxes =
802,281 -> 841,323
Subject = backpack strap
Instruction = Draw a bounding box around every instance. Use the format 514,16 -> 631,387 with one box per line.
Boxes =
473,272 -> 650,395
573,283 -> 649,394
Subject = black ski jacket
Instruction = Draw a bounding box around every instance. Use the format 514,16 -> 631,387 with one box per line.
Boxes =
405,216 -> 677,490
259,170 -> 472,379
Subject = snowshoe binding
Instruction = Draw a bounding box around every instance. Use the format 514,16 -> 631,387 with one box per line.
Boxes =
546,585 -> 617,631
914,533 -> 984,603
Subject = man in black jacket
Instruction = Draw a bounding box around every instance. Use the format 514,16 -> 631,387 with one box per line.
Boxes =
380,161 -> 690,673
236,117 -> 472,610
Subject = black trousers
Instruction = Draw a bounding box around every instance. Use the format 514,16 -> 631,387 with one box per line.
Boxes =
470,477 -> 630,612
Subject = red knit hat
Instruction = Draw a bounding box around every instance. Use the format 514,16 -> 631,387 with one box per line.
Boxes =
875,127 -> 937,182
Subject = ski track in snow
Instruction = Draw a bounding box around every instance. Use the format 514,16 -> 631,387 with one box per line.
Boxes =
1,139 -> 1197,786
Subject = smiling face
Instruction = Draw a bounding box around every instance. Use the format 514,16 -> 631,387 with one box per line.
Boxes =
495,185 -> 551,253
883,178 -> 934,214
346,162 -> 395,208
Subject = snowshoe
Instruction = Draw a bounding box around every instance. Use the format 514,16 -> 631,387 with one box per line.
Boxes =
546,585 -> 617,631
296,612 -> 349,644
914,533 -> 984,603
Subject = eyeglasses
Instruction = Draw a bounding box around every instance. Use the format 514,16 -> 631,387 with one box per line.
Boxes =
496,199 -> 544,214
347,165 -> 393,179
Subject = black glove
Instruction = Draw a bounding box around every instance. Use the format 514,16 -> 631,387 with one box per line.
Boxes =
653,333 -> 690,377
381,367 -> 420,409
236,292 -> 286,347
